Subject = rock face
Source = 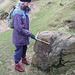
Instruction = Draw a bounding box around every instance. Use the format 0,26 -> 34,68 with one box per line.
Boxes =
65,18 -> 75,29
69,19 -> 75,29
32,31 -> 75,74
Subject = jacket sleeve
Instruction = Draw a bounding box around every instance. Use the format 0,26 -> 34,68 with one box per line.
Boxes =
13,14 -> 32,37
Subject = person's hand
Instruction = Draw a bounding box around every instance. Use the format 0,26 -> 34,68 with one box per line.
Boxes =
31,34 -> 36,40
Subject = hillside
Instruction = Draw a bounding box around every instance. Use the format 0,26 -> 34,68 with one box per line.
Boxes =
0,0 -> 75,75
0,0 -> 18,12
30,0 -> 75,34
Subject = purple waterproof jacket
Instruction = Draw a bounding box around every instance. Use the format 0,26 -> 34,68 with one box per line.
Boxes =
12,3 -> 32,46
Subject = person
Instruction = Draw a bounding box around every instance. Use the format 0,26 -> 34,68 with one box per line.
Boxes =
12,0 -> 36,72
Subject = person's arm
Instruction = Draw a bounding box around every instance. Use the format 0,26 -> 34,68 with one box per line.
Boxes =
13,14 -> 32,37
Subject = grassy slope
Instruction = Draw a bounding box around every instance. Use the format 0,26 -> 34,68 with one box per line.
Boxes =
30,0 -> 75,34
0,0 -> 75,74
0,0 -> 18,12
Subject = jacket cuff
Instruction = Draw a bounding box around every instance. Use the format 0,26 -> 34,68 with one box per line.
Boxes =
29,33 -> 32,37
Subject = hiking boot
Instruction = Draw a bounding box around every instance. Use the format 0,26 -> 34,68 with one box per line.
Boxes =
22,57 -> 30,65
15,63 -> 24,72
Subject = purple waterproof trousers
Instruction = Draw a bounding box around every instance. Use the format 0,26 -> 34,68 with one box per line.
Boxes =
14,45 -> 27,63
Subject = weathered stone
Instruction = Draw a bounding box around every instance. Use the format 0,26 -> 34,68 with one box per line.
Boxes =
65,18 -> 75,29
69,21 -> 75,29
32,31 -> 75,74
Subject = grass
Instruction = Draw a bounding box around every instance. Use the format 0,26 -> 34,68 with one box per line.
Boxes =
71,4 -> 75,9
0,0 -> 75,74
0,30 -> 15,74
0,0 -> 18,12
30,0 -> 75,34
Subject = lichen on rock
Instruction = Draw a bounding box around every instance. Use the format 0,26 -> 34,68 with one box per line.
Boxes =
31,31 -> 75,74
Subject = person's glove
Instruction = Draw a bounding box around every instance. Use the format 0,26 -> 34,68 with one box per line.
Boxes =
31,34 -> 36,40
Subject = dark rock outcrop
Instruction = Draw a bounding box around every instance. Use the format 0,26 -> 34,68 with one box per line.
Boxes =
32,31 -> 75,74
46,2 -> 51,6
59,3 -> 64,6
65,18 -> 75,29
69,19 -> 75,29
0,11 -> 8,19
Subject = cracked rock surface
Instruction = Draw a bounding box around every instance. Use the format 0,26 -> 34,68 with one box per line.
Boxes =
31,31 -> 75,74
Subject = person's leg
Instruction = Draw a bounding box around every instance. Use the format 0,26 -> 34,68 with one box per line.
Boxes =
22,45 -> 30,65
14,45 -> 23,63
14,45 -> 24,72
22,45 -> 27,58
